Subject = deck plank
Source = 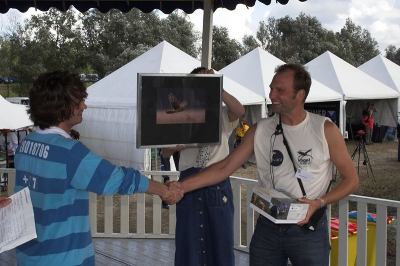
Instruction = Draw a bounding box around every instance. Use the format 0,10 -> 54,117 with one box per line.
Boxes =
0,238 -> 249,266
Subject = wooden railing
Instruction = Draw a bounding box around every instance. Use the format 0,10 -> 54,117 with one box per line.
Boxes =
4,169 -> 399,265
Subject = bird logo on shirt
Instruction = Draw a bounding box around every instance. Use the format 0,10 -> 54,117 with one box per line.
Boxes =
297,149 -> 312,165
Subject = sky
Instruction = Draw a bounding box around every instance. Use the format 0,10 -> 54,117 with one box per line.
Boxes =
185,0 -> 400,54
1,0 -> 400,54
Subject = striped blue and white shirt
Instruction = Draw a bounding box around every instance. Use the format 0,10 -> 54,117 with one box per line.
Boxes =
14,127 -> 149,266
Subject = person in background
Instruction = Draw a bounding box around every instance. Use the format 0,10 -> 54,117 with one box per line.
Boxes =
70,129 -> 80,140
362,102 -> 377,117
14,70 -> 183,266
168,63 -> 359,266
234,118 -> 249,168
0,196 -> 11,208
0,130 -> 18,168
0,130 -> 18,155
162,67 -> 245,266
362,108 -> 374,145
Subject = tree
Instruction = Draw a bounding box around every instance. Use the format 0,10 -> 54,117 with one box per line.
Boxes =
336,18 -> 380,66
160,11 -> 200,59
385,45 -> 400,65
255,13 -> 335,64
81,9 -> 200,76
0,12 -> 25,97
25,7 -> 84,71
241,35 -> 259,56
211,26 -> 241,70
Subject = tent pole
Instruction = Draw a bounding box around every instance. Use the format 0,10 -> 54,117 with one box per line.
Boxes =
201,0 -> 213,68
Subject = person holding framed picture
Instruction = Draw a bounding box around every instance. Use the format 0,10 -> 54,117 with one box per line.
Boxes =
162,67 -> 245,266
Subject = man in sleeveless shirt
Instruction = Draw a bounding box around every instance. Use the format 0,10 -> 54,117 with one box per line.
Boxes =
169,63 -> 359,266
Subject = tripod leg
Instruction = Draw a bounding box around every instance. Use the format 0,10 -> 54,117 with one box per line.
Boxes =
361,143 -> 376,181
351,143 -> 362,174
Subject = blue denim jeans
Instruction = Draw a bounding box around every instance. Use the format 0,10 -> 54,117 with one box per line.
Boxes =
250,213 -> 330,266
175,167 -> 235,266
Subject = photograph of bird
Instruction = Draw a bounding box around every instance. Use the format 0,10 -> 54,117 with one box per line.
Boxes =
166,93 -> 187,114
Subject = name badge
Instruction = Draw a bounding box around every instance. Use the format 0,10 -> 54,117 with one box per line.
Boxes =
295,168 -> 313,182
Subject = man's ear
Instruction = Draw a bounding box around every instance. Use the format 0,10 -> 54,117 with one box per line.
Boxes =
297,89 -> 306,101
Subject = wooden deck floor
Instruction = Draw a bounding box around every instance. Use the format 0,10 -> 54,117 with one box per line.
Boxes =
0,238 -> 250,266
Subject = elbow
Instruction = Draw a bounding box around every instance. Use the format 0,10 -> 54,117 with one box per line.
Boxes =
350,178 -> 360,194
235,106 -> 245,118
238,107 -> 245,118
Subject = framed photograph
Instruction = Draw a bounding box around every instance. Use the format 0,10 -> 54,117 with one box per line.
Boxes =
136,73 -> 222,148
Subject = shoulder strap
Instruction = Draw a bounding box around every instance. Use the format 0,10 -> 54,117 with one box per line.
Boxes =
279,116 -> 333,198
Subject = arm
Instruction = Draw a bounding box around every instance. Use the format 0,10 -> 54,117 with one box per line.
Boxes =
361,116 -> 368,126
178,124 -> 257,193
223,89 -> 245,122
298,120 -> 359,225
322,120 -> 359,202
200,68 -> 244,122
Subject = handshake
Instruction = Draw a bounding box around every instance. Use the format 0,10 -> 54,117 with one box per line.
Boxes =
160,181 -> 184,205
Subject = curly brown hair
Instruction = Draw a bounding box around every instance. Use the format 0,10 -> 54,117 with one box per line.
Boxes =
28,70 -> 88,129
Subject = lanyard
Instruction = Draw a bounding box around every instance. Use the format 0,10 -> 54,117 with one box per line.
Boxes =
279,116 -> 333,198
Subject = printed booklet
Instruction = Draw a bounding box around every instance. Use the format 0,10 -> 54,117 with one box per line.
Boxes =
250,186 -> 309,224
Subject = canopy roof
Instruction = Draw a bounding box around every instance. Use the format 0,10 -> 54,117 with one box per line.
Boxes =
86,40 -> 265,107
220,47 -> 343,103
358,55 -> 400,94
0,96 -> 33,130
305,51 -> 400,100
0,0 -> 303,14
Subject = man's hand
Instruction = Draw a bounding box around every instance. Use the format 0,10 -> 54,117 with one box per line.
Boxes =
161,182 -> 183,205
167,181 -> 183,191
163,181 -> 185,205
296,197 -> 322,226
0,196 -> 11,209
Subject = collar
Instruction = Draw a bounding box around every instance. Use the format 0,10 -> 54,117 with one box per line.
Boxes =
35,126 -> 71,139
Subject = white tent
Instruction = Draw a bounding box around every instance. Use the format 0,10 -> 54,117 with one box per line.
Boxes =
305,51 -> 400,128
75,41 -> 265,170
220,48 -> 343,103
220,48 -> 345,133
358,55 -> 400,114
0,96 -> 33,130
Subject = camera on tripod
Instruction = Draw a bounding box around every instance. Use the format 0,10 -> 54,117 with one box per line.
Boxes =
351,129 -> 375,181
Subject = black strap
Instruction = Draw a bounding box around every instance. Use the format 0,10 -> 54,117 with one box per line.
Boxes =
279,116 -> 333,198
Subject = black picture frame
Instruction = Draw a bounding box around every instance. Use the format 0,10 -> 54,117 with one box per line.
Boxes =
136,73 -> 222,148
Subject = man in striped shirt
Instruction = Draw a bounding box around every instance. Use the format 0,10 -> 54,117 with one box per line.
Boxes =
14,70 -> 182,266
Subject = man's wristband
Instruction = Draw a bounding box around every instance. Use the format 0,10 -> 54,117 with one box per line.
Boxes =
317,197 -> 325,208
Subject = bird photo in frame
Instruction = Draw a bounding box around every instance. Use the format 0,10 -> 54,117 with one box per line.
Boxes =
166,93 -> 187,114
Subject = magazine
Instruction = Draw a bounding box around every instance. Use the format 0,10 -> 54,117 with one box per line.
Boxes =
250,186 -> 309,224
